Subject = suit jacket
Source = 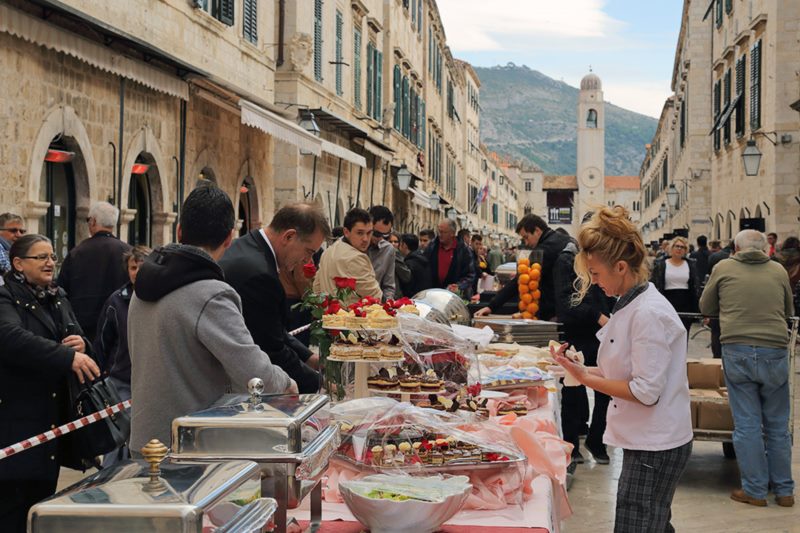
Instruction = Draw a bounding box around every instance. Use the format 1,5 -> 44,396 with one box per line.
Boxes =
219,231 -> 320,393
57,231 -> 131,339
313,238 -> 382,304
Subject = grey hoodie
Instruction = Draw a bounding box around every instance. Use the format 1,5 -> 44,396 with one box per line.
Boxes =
128,244 -> 292,451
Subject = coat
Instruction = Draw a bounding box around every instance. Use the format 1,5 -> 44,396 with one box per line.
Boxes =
400,249 -> 433,298
57,231 -> 131,339
423,237 -> 475,294
650,257 -> 701,310
219,231 -> 321,393
313,238 -> 383,303
0,274 -> 90,480
94,282 -> 133,383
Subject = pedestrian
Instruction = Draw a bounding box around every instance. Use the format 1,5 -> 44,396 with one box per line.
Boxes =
129,187 -> 297,450
707,239 -> 734,358
418,229 -> 434,251
388,232 -> 400,248
474,213 -> 570,319
0,213 -> 26,277
391,231 -> 412,298
699,230 -> 795,508
398,233 -> 432,297
314,208 -> 383,304
367,206 -> 397,299
690,234 -> 711,285
94,245 -> 151,467
470,234 -> 488,294
774,236 -> 800,295
553,214 -> 615,466
553,206 -> 693,533
708,240 -> 722,254
767,232 -> 778,257
220,201 -> 329,394
487,243 -> 505,272
650,236 -> 701,337
423,219 -> 475,296
0,234 -> 100,532
57,202 -> 131,340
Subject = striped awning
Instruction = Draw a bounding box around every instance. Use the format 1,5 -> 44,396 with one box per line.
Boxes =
0,3 -> 188,100
239,99 -> 322,156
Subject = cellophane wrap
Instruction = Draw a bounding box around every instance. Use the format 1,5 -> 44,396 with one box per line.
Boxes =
340,473 -> 471,502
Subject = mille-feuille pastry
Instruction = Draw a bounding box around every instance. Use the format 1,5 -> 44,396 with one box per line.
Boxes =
381,344 -> 404,360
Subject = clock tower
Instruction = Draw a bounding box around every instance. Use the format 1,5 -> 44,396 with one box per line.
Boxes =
576,71 -> 605,223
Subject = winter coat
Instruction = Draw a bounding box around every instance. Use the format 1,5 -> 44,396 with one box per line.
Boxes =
650,257 -> 701,310
400,249 -> 433,298
94,282 -> 133,384
423,237 -> 476,295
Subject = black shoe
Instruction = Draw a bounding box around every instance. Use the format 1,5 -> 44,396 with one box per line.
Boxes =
586,443 -> 610,464
571,449 -> 585,464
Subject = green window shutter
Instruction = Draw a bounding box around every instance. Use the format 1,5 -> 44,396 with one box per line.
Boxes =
411,0 -> 416,28
750,40 -> 761,131
354,29 -> 362,109
366,42 -> 373,115
314,0 -> 323,81
243,0 -> 258,43
374,50 -> 383,120
723,68 -> 731,144
402,76 -> 410,137
715,0 -> 723,28
335,11 -> 343,96
393,65 -> 401,129
735,55 -> 745,137
418,0 -> 423,34
217,0 -> 235,26
725,0 -> 732,14
713,80 -> 721,151
420,99 -> 426,149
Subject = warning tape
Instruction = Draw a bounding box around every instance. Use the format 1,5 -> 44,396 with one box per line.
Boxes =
0,399 -> 131,461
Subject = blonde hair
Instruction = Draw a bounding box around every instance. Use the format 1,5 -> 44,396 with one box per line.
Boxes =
669,236 -> 689,256
572,205 -> 649,304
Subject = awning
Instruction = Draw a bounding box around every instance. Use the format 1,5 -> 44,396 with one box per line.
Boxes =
356,137 -> 395,161
709,93 -> 740,135
409,186 -> 432,208
0,3 -> 188,100
310,108 -> 371,138
320,140 -> 367,168
239,99 -> 322,156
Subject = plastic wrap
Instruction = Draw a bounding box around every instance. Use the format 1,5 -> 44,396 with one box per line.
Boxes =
340,474 -> 471,502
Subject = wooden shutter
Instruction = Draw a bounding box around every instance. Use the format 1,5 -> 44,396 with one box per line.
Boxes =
723,68 -> 731,144
314,0 -> 323,81
335,11 -> 343,96
713,80 -> 721,151
374,50 -> 383,120
735,55 -> 745,137
410,87 -> 417,143
402,76 -> 410,137
725,0 -> 732,14
750,40 -> 761,131
243,0 -> 258,43
715,0 -> 723,28
393,65 -> 401,129
366,42 -> 373,116
420,99 -> 426,149
218,0 -> 234,26
354,29 -> 362,109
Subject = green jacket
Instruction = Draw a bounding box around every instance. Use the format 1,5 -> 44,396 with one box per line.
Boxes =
699,250 -> 794,348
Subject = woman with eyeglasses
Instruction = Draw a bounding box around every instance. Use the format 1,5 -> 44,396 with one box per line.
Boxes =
0,234 -> 100,531
651,236 -> 701,336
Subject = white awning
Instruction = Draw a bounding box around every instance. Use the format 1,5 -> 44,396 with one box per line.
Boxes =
0,3 -> 188,100
239,99 -> 322,156
409,186 -> 432,208
320,140 -> 367,168
358,138 -> 394,161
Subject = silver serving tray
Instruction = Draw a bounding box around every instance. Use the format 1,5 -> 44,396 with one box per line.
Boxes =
331,452 -> 526,474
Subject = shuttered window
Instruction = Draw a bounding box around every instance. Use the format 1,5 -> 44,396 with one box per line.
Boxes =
750,40 -> 761,131
725,0 -> 732,14
402,76 -> 410,137
447,79 -> 454,119
314,0 -> 323,82
335,10 -> 343,96
420,99 -> 426,149
715,0 -> 723,28
217,0 -> 234,26
411,0 -> 416,29
393,65 -> 402,130
410,87 -> 417,144
679,99 -> 686,148
373,49 -> 382,120
243,0 -> 257,43
735,55 -> 746,137
723,68 -> 731,145
366,42 -> 373,116
713,80 -> 721,151
417,0 -> 423,34
354,28 -> 362,109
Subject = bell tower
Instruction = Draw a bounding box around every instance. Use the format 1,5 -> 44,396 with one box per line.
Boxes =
576,70 -> 605,222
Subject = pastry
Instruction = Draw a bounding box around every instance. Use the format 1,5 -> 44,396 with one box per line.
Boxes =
362,344 -> 382,360
346,315 -> 368,329
397,304 -> 420,315
381,344 -> 404,360
322,309 -> 352,327
371,445 -> 383,465
398,375 -> 420,392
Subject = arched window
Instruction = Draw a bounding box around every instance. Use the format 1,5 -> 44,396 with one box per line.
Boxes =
586,109 -> 598,128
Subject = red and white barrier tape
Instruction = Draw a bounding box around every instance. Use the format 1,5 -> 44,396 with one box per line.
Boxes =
0,399 -> 131,461
288,323 -> 312,336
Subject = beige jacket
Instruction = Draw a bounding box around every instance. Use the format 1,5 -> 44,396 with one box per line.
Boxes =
313,238 -> 382,303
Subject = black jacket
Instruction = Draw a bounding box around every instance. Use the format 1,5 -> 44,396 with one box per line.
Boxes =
553,243 -> 615,362
94,282 -> 134,384
0,274 -> 91,480
488,228 -> 571,320
57,231 -> 131,340
650,257 -> 701,309
401,249 -> 433,297
219,231 -> 320,393
423,237 -> 476,295
690,246 -> 711,283
708,245 -> 733,273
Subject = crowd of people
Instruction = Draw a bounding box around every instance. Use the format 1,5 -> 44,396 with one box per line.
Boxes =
0,191 -> 796,531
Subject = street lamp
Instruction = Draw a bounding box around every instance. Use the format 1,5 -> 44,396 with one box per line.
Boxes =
659,202 -> 668,221
396,164 -> 412,191
447,207 -> 457,221
298,110 -> 320,136
741,139 -> 762,176
666,184 -> 679,209
429,190 -> 440,210
657,214 -> 664,228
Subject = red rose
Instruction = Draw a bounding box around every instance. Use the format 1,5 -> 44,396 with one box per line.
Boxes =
325,301 -> 342,315
302,262 -> 317,278
334,277 -> 357,291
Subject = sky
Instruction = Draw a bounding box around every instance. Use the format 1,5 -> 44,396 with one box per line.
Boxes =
436,0 -> 684,118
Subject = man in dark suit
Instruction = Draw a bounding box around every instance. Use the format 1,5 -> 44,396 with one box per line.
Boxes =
220,203 -> 330,393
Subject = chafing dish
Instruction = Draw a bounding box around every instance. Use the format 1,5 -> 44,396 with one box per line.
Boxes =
170,379 -> 340,533
472,317 -> 561,346
412,288 -> 471,325
29,439 -> 276,533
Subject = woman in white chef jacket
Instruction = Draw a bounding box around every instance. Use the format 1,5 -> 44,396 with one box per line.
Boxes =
553,206 -> 693,533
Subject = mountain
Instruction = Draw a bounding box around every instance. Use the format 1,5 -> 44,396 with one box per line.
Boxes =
474,64 -> 658,176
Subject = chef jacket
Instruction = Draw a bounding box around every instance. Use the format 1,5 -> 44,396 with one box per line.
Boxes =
596,283 -> 693,451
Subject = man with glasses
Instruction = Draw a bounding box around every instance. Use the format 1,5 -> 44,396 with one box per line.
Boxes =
367,206 -> 397,300
0,213 -> 26,276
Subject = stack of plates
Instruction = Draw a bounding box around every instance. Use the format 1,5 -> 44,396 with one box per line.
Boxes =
471,318 -> 561,346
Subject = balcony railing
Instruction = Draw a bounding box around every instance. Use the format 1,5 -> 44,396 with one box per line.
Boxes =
548,207 -> 573,225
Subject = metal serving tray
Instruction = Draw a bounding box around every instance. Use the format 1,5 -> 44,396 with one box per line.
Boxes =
331,451 -> 526,474
29,456 -> 275,533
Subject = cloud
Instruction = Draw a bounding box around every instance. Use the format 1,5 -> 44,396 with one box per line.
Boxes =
436,0 -> 626,52
601,81 -> 672,118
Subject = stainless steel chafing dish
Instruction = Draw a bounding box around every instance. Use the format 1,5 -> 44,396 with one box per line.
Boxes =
29,439 -> 276,533
170,379 -> 340,533
472,317 -> 562,345
412,288 -> 471,325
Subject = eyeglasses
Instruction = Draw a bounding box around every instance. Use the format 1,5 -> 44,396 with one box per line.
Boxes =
0,227 -> 26,235
372,230 -> 392,239
21,253 -> 58,262
673,245 -> 687,250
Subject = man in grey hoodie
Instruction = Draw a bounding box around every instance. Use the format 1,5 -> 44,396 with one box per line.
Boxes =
128,187 -> 297,451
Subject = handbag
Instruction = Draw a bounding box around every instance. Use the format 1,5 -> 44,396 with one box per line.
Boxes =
60,376 -> 131,470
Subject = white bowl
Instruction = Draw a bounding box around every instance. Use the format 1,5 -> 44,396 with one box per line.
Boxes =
340,477 -> 471,533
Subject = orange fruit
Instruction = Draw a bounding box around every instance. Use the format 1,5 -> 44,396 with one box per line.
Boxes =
517,264 -> 529,275
518,258 -> 530,267
529,269 -> 541,281
528,280 -> 539,291
518,300 -> 527,311
521,311 -> 533,319
519,274 -> 530,285
527,302 -> 539,314
521,293 -> 533,304
519,284 -> 530,294
532,289 -> 541,300
531,262 -> 541,271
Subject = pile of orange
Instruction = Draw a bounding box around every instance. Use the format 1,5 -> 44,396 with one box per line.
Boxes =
517,257 -> 542,319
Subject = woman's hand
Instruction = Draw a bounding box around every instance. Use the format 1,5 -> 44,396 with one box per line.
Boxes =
62,335 -> 86,353
474,306 -> 492,317
72,352 -> 101,384
550,342 -> 588,383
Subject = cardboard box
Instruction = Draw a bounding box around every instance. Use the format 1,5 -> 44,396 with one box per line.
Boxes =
697,396 -> 734,431
687,359 -> 725,389
690,399 -> 699,428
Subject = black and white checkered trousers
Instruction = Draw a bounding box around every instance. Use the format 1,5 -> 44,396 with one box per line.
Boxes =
615,441 -> 692,533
